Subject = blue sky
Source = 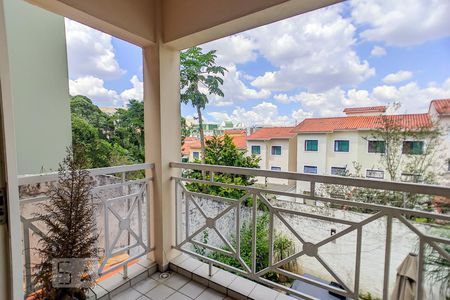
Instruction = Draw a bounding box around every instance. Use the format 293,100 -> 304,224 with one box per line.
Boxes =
66,0 -> 450,126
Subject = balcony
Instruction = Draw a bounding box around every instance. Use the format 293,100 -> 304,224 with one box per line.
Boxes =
18,162 -> 450,299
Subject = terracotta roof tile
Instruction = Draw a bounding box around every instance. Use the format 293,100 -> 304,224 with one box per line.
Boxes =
430,99 -> 450,115
247,127 -> 296,140
292,114 -> 431,133
224,129 -> 246,135
188,135 -> 247,150
343,105 -> 387,114
181,137 -> 198,155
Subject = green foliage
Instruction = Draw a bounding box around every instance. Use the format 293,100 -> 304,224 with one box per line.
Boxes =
426,229 -> 450,297
359,292 -> 381,300
208,212 -> 298,283
70,96 -> 144,169
180,46 -> 227,162
185,135 -> 260,200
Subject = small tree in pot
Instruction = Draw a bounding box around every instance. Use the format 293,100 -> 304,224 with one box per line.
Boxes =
33,147 -> 98,300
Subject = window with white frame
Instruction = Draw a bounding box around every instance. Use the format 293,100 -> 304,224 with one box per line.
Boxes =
193,151 -> 199,160
402,141 -> 424,155
271,166 -> 281,171
368,140 -> 386,153
331,167 -> 346,176
334,140 -> 349,152
366,169 -> 384,179
271,145 -> 282,155
251,145 -> 261,155
304,165 -> 318,174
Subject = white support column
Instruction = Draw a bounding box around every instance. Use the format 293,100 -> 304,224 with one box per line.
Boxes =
0,0 -> 24,298
143,41 -> 181,270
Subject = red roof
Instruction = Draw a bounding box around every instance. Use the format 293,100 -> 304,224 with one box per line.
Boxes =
343,106 -> 387,114
292,114 -> 431,133
247,127 -> 296,140
224,129 -> 246,135
181,137 -> 198,155
189,135 -> 247,150
430,99 -> 450,115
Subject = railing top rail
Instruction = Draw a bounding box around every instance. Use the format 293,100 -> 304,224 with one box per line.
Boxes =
18,162 -> 154,186
170,162 -> 450,197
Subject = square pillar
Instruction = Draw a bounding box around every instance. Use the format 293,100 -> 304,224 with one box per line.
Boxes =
143,43 -> 181,270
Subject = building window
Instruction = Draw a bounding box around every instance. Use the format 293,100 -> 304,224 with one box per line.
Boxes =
366,169 -> 384,179
304,166 -> 318,174
401,173 -> 423,183
193,152 -> 199,160
368,140 -> 385,153
271,166 -> 281,171
448,159 -> 450,172
402,141 -> 424,155
331,167 -> 347,176
251,145 -> 261,155
334,140 -> 349,152
305,140 -> 318,151
271,145 -> 282,155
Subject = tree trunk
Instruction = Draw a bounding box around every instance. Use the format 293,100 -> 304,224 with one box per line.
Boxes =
197,106 -> 206,164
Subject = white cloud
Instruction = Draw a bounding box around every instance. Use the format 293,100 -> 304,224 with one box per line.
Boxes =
120,75 -> 143,101
208,65 -> 271,106
201,35 -> 258,66
274,77 -> 450,117
70,75 -> 144,106
382,71 -> 413,84
69,76 -> 120,104
208,102 -> 298,127
246,5 -> 374,92
65,19 -> 126,79
370,46 -> 386,57
351,0 -> 450,46
274,93 -> 291,104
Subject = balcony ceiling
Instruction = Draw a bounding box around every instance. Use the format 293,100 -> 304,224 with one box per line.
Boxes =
25,0 -> 342,49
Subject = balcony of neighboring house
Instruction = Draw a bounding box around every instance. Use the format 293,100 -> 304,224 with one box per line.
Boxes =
1,1 -> 450,300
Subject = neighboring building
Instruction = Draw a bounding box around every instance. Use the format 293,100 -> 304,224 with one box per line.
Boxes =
224,129 -> 246,137
186,134 -> 247,162
429,99 -> 450,186
292,102 -> 449,194
181,136 -> 198,162
99,106 -> 118,115
2,0 -> 71,175
246,127 -> 297,185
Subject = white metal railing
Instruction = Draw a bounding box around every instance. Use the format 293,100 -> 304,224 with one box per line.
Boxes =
171,162 -> 450,300
18,163 -> 154,296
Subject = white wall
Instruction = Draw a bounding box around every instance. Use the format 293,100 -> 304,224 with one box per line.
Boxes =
3,0 -> 71,175
247,139 -> 292,185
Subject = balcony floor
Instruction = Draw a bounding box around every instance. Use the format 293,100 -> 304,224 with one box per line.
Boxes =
111,271 -> 231,300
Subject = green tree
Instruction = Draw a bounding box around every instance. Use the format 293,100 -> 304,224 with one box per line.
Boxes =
33,148 -> 98,300
180,46 -> 227,163
71,115 -> 113,168
112,100 -> 145,163
186,135 -> 260,199
70,95 -> 113,139
181,116 -> 192,145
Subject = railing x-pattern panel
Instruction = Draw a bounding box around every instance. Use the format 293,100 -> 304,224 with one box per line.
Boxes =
18,163 -> 154,296
171,162 -> 450,300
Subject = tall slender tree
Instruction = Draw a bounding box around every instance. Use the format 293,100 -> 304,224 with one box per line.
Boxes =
180,46 -> 227,163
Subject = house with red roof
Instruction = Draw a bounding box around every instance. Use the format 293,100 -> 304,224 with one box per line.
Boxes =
246,127 -> 297,185
185,133 -> 247,162
292,100 -> 450,194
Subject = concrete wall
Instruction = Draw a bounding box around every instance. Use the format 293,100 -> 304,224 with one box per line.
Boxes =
3,0 -> 71,175
185,196 -> 441,298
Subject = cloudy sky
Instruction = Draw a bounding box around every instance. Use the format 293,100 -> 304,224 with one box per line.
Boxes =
66,0 -> 450,127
